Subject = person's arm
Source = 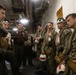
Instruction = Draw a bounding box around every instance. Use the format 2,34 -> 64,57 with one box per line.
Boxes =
0,48 -> 6,57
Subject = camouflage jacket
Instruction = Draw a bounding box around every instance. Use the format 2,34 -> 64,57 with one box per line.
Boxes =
63,28 -> 76,58
56,27 -> 71,54
42,28 -> 57,51
35,29 -> 45,45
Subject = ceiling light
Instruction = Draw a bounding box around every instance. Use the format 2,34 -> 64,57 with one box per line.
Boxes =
19,18 -> 29,25
13,28 -> 18,31
31,0 -> 40,2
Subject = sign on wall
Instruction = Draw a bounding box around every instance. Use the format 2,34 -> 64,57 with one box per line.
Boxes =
56,6 -> 63,18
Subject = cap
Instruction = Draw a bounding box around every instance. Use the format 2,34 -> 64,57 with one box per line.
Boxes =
57,18 -> 65,24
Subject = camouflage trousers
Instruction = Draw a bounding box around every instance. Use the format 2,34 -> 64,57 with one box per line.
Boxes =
47,49 -> 56,75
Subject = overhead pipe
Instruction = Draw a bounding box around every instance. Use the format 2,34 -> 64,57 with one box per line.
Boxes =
11,0 -> 24,12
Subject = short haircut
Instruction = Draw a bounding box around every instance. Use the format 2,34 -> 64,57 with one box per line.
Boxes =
37,23 -> 41,27
0,4 -> 6,10
48,22 -> 53,25
24,28 -> 28,31
66,13 -> 76,20
17,23 -> 23,25
2,21 -> 9,25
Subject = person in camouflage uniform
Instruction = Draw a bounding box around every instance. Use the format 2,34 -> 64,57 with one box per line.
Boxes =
35,24 -> 48,74
62,13 -> 76,75
55,18 -> 71,64
34,24 -> 44,58
42,22 -> 57,75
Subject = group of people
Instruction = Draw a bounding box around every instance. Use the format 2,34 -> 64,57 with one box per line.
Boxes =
13,23 -> 34,68
0,5 -> 34,75
0,5 -> 20,75
0,4 -> 76,75
34,14 -> 76,75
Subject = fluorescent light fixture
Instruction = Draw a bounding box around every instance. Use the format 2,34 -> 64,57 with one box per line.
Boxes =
19,18 -> 29,25
13,28 -> 18,31
31,0 -> 40,2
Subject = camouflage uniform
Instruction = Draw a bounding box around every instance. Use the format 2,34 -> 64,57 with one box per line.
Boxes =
35,29 -> 44,57
68,29 -> 76,59
42,28 -> 57,75
63,28 -> 76,75
56,26 -> 72,59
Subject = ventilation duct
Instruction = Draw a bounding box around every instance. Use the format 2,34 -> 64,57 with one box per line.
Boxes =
35,1 -> 49,14
11,0 -> 24,12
